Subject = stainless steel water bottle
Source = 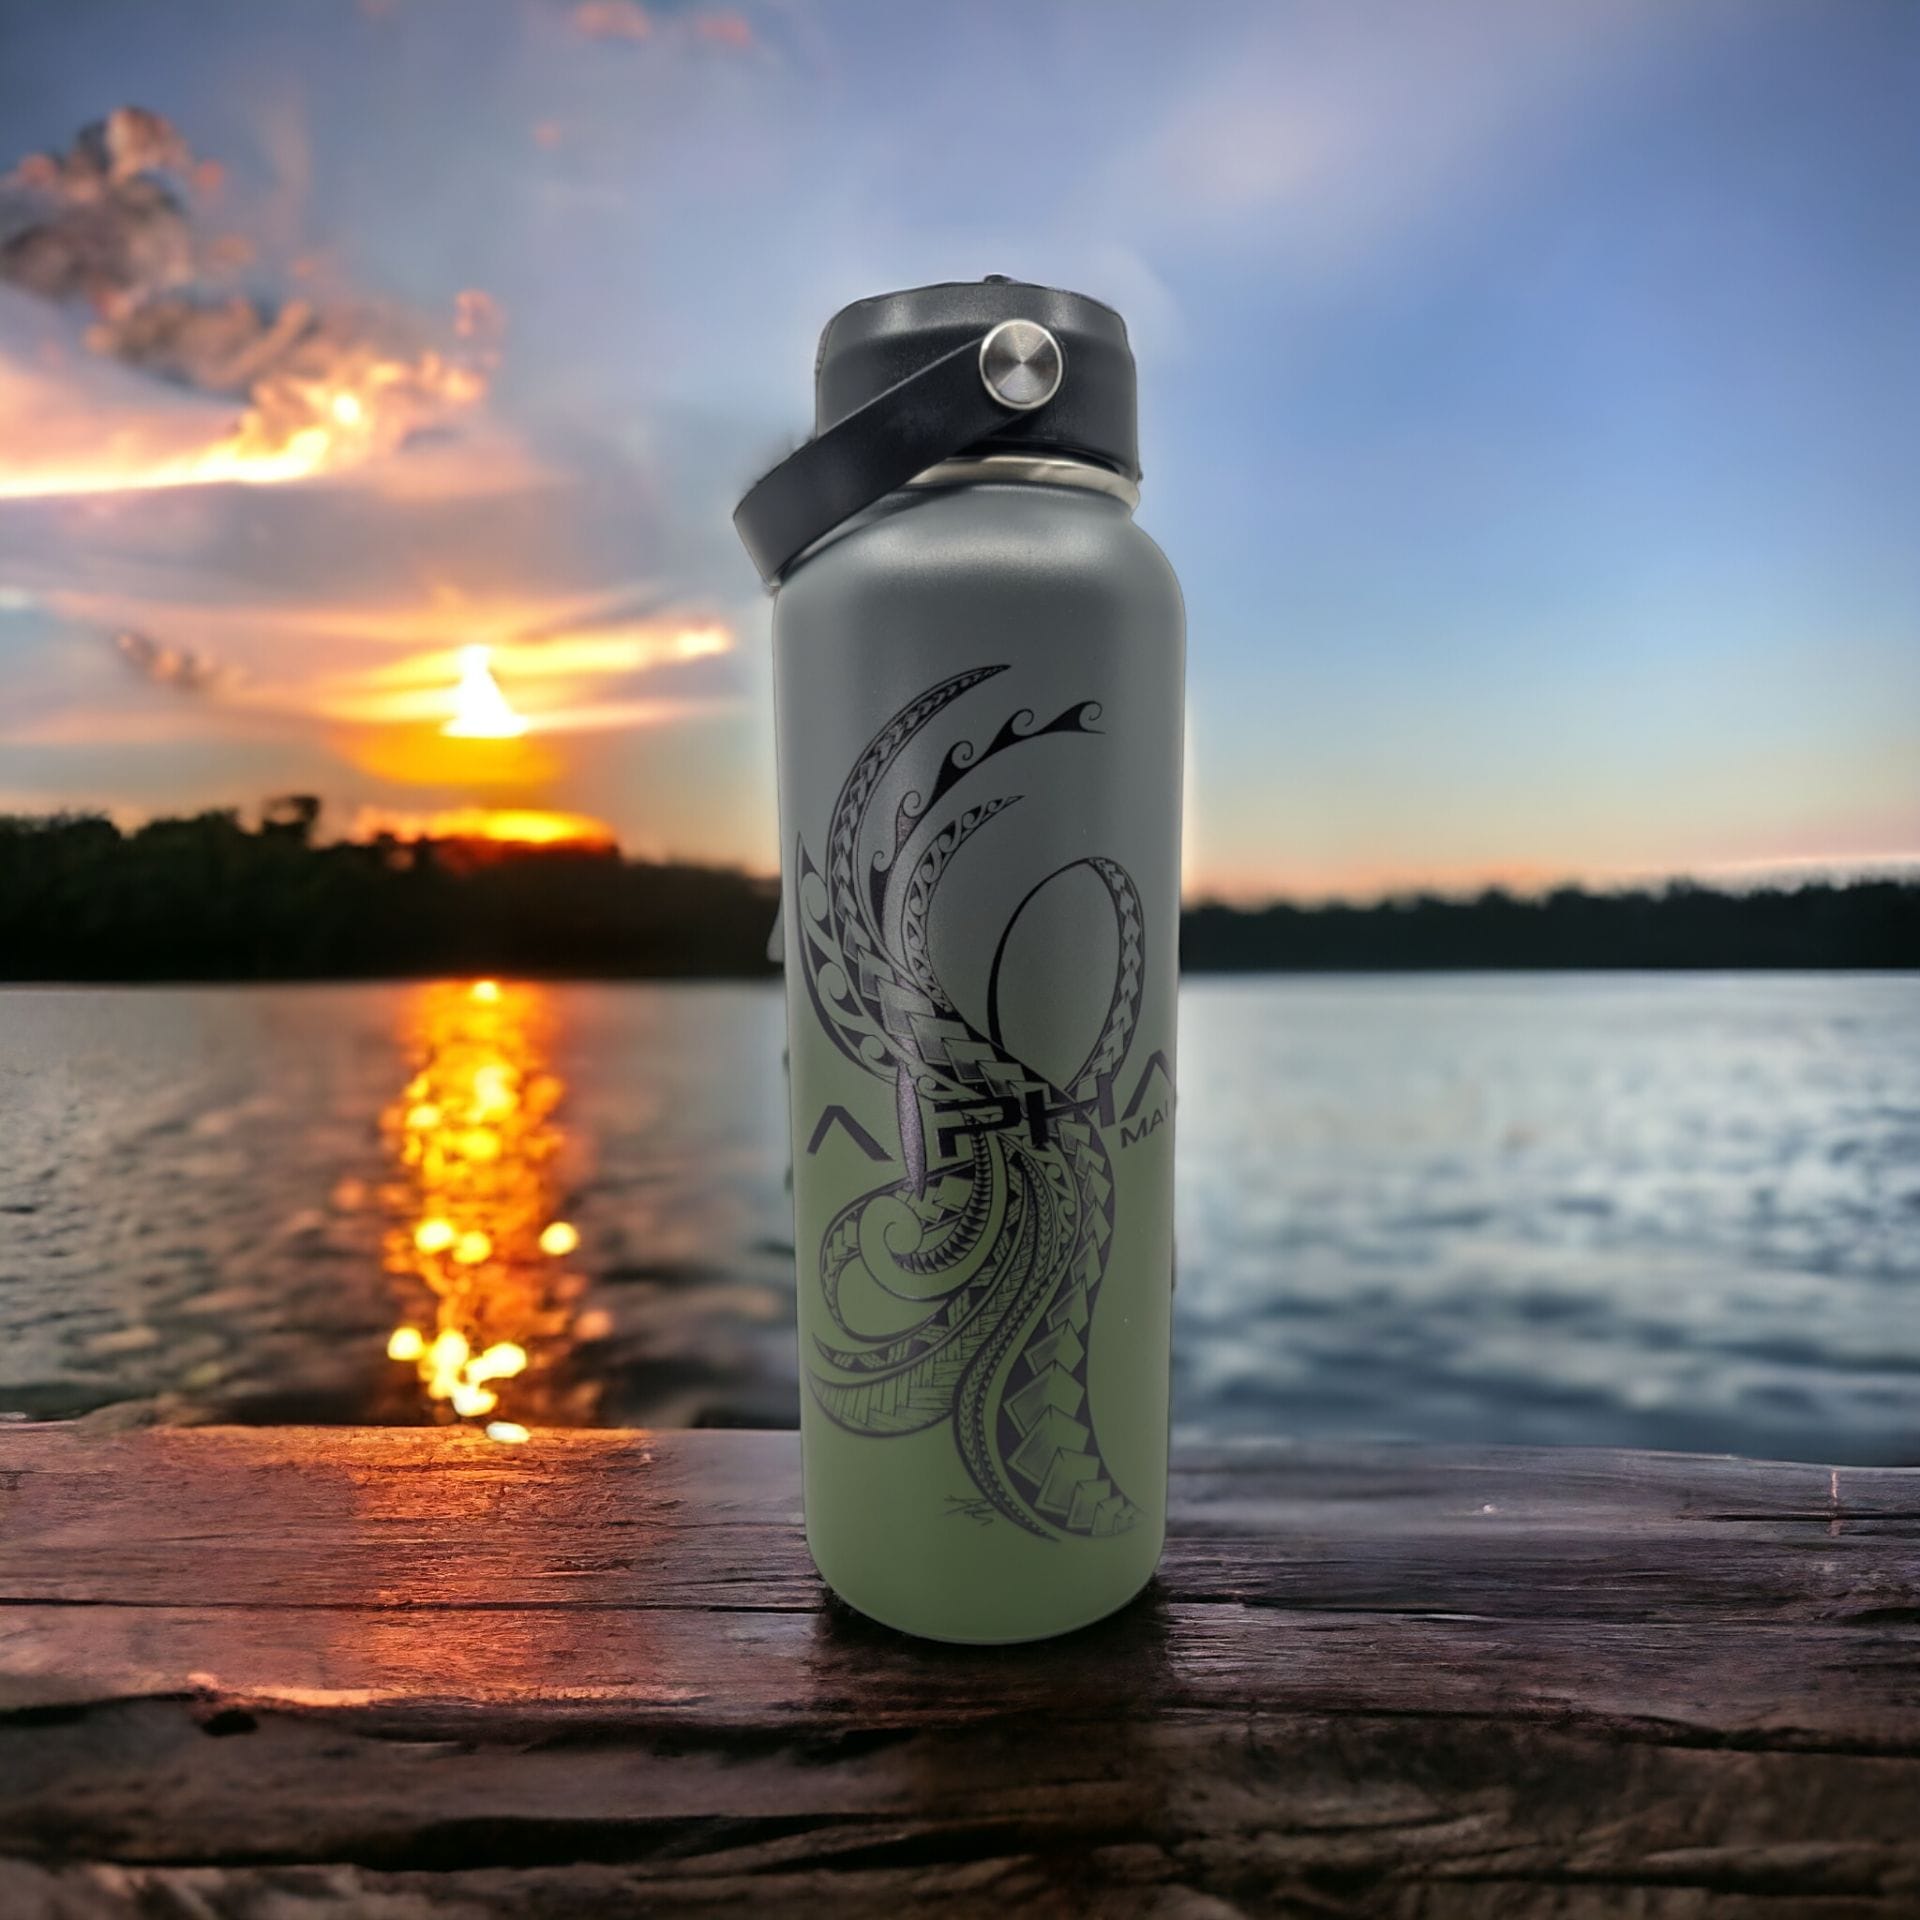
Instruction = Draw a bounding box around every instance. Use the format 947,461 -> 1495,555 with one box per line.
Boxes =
736,278 -> 1184,1642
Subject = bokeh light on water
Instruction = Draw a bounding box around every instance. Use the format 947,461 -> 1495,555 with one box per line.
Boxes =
380,979 -> 597,1435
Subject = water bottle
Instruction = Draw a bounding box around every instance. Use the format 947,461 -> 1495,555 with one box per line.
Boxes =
736,278 -> 1184,1642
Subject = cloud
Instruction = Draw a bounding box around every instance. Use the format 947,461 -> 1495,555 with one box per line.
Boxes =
113,628 -> 231,696
0,109 -> 499,500
1105,1 -> 1700,276
29,578 -> 733,732
569,3 -> 755,50
571,2 -> 653,41
692,12 -> 753,49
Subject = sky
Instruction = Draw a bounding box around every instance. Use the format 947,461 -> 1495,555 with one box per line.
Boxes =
0,0 -> 1914,901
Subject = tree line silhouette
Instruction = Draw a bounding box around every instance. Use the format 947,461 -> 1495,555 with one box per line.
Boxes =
0,801 -> 1913,980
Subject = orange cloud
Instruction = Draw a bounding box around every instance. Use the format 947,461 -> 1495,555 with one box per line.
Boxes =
694,13 -> 753,48
337,724 -> 561,792
571,2 -> 651,42
569,3 -> 753,51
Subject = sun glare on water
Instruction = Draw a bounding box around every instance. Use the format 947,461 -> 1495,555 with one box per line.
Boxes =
382,978 -> 595,1437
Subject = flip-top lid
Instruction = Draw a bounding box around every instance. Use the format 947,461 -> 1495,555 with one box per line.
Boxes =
734,276 -> 1138,588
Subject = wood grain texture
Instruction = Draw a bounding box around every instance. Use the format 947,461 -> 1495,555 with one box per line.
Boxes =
1,1426 -> 1916,1919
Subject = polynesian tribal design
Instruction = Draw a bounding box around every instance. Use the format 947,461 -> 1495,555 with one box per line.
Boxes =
794,664 -> 1145,1540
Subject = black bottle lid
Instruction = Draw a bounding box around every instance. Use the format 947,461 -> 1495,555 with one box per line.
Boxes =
734,276 -> 1138,588
814,277 -> 1139,473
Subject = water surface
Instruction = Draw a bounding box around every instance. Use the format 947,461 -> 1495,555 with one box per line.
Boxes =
1,974 -> 1914,1461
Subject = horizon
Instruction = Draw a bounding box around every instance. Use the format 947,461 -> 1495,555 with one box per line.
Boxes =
8,793 -> 1919,913
1,1 -> 1916,899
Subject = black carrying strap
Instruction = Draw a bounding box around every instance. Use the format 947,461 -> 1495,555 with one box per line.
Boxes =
734,333 -> 1041,587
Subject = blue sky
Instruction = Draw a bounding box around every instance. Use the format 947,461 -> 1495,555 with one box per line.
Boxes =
0,0 -> 1914,897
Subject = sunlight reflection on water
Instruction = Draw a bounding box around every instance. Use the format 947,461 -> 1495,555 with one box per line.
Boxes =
380,979 -> 599,1436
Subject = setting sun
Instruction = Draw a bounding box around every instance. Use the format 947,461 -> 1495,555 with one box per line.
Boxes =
443,645 -> 527,740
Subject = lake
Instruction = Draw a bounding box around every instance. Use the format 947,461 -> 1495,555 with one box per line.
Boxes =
1,974 -> 1915,1462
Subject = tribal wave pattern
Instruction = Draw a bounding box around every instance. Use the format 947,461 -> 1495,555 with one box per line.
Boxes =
794,665 -> 1145,1540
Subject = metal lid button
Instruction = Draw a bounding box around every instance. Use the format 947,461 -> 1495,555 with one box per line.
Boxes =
979,319 -> 1063,412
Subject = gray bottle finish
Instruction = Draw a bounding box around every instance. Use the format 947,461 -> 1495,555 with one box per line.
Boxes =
743,281 -> 1184,1642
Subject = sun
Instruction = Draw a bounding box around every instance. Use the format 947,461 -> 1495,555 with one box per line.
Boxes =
442,646 -> 527,740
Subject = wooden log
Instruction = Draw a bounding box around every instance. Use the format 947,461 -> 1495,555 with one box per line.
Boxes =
1,1427 -> 1915,1918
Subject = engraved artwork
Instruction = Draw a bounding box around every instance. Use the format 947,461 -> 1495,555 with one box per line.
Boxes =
794,665 -> 1145,1539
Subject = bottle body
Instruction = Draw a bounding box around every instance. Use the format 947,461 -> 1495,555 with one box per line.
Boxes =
772,475 -> 1184,1642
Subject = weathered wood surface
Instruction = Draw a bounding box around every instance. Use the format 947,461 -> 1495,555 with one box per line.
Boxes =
0,1428 -> 1915,1918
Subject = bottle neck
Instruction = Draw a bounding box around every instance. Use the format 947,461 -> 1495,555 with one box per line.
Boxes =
783,455 -> 1137,577
902,453 -> 1140,512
